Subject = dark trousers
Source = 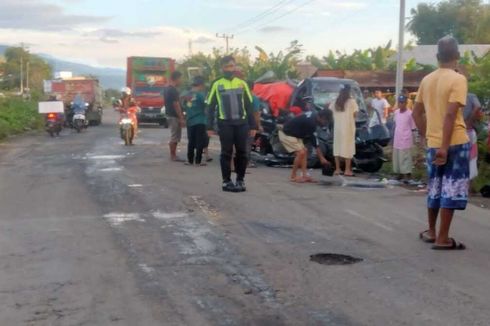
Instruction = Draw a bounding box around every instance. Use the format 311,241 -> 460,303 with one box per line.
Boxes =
187,124 -> 207,164
218,123 -> 249,182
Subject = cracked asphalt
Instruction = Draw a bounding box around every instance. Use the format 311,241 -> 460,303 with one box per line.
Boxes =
0,109 -> 489,326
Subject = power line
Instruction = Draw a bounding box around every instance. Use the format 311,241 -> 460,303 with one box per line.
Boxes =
216,33 -> 234,53
236,0 -> 315,35
229,0 -> 298,32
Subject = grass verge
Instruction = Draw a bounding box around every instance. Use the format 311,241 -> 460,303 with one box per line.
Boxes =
380,143 -> 490,193
0,97 -> 43,141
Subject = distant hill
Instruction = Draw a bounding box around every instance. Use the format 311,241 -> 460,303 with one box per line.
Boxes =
0,45 -> 125,89
40,55 -> 125,89
0,45 -> 8,54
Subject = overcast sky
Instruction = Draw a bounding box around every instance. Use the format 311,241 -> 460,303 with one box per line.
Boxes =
0,0 -> 434,68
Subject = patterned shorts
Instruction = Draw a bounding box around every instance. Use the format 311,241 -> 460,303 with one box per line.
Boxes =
427,143 -> 470,210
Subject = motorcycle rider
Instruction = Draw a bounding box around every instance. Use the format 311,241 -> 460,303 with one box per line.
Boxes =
120,87 -> 133,110
207,55 -> 258,192
127,99 -> 139,137
279,109 -> 332,183
72,94 -> 87,115
118,88 -> 139,137
71,94 -> 87,128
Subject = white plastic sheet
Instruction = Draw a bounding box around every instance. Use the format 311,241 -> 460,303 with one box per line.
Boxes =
38,101 -> 64,114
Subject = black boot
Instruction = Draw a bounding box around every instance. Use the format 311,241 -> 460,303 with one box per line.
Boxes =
235,180 -> 246,192
222,181 -> 238,192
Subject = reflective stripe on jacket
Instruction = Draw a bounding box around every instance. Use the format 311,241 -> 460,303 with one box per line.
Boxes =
206,77 -> 256,129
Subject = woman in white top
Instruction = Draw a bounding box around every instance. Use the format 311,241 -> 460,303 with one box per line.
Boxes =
333,84 -> 358,176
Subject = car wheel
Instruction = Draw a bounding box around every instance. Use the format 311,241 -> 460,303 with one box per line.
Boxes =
358,158 -> 384,173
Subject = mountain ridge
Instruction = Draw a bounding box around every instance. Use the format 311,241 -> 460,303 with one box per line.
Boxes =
0,45 -> 125,89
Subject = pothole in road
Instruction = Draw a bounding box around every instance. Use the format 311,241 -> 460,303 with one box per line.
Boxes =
310,253 -> 363,265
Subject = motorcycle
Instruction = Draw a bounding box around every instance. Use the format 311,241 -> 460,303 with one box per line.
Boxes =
73,110 -> 87,133
45,112 -> 63,137
253,101 -> 387,173
119,113 -> 135,146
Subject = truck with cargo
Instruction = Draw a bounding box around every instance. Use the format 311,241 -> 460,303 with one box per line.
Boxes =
126,56 -> 175,127
45,77 -> 103,126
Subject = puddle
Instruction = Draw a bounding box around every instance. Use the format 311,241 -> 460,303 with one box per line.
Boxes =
310,253 -> 363,265
139,263 -> 155,275
88,155 -> 125,160
99,167 -> 123,172
320,179 -> 386,189
153,211 -> 188,220
103,213 -> 145,226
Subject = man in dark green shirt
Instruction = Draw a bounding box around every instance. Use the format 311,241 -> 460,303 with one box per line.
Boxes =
207,56 -> 257,192
184,76 -> 208,165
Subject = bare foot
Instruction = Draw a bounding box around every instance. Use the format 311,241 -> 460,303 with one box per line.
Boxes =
290,176 -> 306,183
303,176 -> 318,183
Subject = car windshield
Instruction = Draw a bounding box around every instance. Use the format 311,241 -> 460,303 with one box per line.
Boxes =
312,80 -> 368,121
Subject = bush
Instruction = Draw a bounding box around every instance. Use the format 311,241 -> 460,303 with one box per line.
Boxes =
0,97 -> 43,140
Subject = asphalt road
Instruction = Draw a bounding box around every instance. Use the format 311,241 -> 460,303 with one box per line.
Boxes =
1,110 -> 489,326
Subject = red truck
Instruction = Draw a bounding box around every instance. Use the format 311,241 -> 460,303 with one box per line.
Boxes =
47,77 -> 103,125
127,56 -> 175,127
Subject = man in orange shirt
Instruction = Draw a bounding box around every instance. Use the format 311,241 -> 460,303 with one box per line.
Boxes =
413,36 -> 469,250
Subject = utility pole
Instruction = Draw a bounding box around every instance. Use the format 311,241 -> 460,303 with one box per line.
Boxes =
20,55 -> 24,94
188,39 -> 193,56
395,0 -> 406,99
26,61 -> 30,91
216,33 -> 234,53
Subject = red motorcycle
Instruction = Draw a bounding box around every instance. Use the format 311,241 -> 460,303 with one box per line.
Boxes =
45,112 -> 63,137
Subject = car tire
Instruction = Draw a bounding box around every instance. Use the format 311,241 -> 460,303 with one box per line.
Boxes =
357,158 -> 384,173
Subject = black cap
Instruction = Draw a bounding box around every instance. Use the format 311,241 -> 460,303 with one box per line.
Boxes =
192,76 -> 205,87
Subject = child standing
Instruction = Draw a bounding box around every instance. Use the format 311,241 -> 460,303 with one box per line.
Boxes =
184,76 -> 208,166
392,95 -> 416,180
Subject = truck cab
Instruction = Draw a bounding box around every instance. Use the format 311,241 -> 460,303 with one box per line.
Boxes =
127,57 -> 175,127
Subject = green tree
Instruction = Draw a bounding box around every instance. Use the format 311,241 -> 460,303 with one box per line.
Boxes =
248,40 -> 303,80
408,0 -> 490,44
468,53 -> 490,103
307,41 -> 396,71
178,41 -> 302,84
104,88 -> 120,103
0,47 -> 52,92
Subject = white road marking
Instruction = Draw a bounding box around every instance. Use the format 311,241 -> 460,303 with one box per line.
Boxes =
128,184 -> 143,188
153,211 -> 188,220
103,213 -> 145,226
344,208 -> 393,231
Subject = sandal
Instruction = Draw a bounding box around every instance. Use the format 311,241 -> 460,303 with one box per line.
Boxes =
290,177 -> 306,183
432,238 -> 466,250
419,230 -> 436,243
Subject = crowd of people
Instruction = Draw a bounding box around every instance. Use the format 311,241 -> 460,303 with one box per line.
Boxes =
117,36 -> 490,250
361,36 -> 488,250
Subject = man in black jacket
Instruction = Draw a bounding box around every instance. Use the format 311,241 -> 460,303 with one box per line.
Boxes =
279,110 -> 331,182
207,56 -> 257,192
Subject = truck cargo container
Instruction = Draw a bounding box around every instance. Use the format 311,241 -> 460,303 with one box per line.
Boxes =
126,56 -> 175,127
45,77 -> 103,125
